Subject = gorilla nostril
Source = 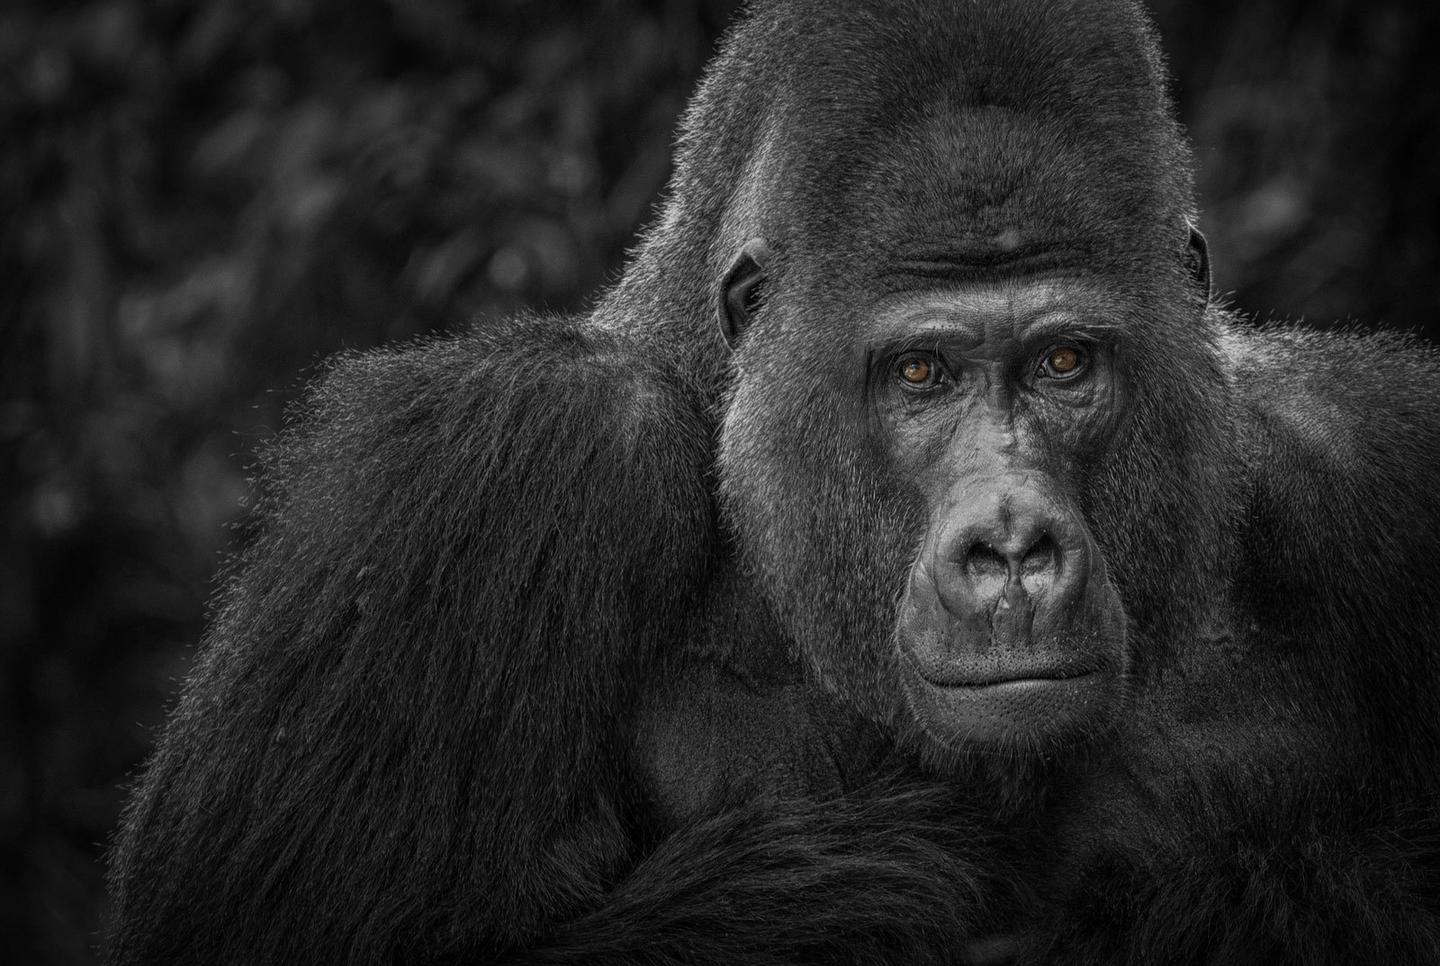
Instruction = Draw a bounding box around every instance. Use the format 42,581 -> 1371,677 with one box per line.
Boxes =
964,541 -> 1010,580
1021,532 -> 1060,577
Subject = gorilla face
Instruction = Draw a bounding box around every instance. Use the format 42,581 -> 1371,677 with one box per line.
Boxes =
872,280 -> 1131,754
719,264 -> 1143,764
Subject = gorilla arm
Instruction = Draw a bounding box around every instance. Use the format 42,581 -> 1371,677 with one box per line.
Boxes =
105,316 -> 716,963
1027,704 -> 1440,965
1022,324 -> 1440,966
105,314 -> 1002,965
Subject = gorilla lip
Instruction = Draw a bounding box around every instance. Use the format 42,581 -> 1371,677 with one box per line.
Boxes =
926,668 -> 1103,690
898,652 -> 1118,749
900,650 -> 1105,689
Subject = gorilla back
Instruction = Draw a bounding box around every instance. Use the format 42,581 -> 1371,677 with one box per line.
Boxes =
108,1 -> 1440,964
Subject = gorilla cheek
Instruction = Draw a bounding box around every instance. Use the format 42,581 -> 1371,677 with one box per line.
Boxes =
719,374 -> 918,725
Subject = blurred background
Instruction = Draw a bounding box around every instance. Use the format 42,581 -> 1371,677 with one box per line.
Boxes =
2,0 -> 1437,961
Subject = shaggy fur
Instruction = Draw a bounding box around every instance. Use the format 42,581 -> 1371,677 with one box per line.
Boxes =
108,1 -> 1440,963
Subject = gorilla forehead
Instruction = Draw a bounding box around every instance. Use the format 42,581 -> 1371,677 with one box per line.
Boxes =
834,107 -> 1171,286
718,0 -> 1196,283
864,277 -> 1122,350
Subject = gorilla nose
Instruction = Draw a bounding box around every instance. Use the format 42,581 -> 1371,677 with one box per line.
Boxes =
961,531 -> 1061,591
932,485 -> 1089,644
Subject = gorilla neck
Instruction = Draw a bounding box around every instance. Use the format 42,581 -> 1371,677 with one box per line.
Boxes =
920,743 -> 1100,820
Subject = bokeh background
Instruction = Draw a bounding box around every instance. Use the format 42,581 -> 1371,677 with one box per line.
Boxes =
2,0 -> 1437,961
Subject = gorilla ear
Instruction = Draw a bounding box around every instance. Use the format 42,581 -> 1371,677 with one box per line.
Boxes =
719,239 -> 772,349
1185,222 -> 1212,297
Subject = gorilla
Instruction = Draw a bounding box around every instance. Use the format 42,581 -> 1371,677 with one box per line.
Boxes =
107,0 -> 1440,963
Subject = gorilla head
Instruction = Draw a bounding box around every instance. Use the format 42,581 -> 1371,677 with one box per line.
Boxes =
608,0 -> 1238,770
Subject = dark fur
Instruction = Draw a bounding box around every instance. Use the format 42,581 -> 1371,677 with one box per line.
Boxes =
108,1 -> 1440,963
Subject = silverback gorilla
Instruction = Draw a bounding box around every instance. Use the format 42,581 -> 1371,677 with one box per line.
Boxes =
107,1 -> 1440,964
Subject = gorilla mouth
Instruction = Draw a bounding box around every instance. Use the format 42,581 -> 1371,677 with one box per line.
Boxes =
903,652 -> 1105,689
897,650 -> 1118,750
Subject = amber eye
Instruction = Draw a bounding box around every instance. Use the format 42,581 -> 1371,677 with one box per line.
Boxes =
1040,344 -> 1087,380
896,354 -> 940,388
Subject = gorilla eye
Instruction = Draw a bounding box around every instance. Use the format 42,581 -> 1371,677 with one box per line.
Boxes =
896,353 -> 941,389
1040,344 -> 1087,380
